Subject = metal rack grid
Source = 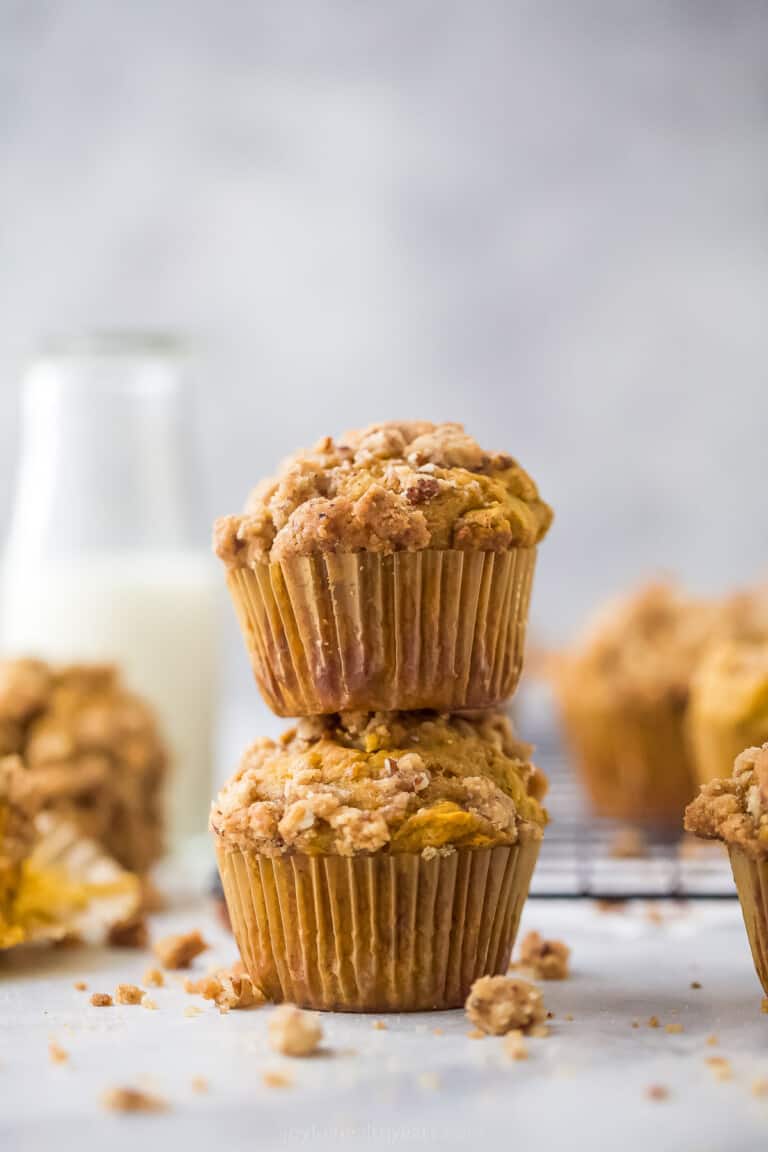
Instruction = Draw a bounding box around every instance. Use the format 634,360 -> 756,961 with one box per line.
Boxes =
530,736 -> 735,900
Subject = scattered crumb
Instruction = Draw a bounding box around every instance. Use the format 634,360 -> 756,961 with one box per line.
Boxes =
705,1056 -> 733,1081
90,993 -> 113,1007
595,899 -> 627,914
268,1005 -> 323,1057
466,1029 -> 486,1039
565,1014 -> 574,1022
432,1028 -> 444,1036
115,984 -> 144,1006
184,1006 -> 201,1018
49,1041 -> 68,1064
73,981 -> 87,992
529,1024 -> 549,1039
142,996 -> 158,1011
102,1087 -> 169,1113
262,1070 -> 292,1089
690,981 -> 702,990
107,913 -> 149,950
372,1020 -> 387,1031
610,827 -> 647,859
154,930 -> 208,970
645,906 -> 664,926
516,931 -> 571,980
191,1077 -> 208,1094
645,1084 -> 669,1101
647,1016 -> 660,1029
752,1078 -> 768,1097
504,1030 -> 529,1061
706,1034 -> 719,1047
418,1071 -> 441,1089
665,1023 -> 684,1035
184,967 -> 264,1013
143,967 -> 165,988
465,976 -> 546,1037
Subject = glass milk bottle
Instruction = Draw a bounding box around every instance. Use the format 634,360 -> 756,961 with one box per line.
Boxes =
1,333 -> 218,851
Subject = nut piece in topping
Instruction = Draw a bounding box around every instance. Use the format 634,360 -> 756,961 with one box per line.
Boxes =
115,984 -> 144,1005
153,930 -> 208,969
90,992 -> 113,1007
102,1087 -> 169,1113
268,1005 -> 323,1057
107,913 -> 149,950
464,976 -> 545,1036
517,931 -> 571,980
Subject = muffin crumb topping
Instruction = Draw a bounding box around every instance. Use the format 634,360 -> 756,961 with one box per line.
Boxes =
464,975 -> 545,1036
685,743 -> 768,856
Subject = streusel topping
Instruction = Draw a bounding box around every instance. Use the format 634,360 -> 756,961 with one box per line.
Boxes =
685,743 -> 768,857
210,711 -> 547,857
213,421 -> 552,567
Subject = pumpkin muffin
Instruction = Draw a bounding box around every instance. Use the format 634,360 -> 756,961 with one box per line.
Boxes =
1,754 -> 138,949
0,659 -> 167,873
688,641 -> 768,788
211,710 -> 547,1011
685,744 -> 768,994
553,582 -> 720,826
213,421 -> 552,715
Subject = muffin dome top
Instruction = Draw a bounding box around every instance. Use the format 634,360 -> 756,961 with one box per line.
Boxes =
214,421 -> 552,567
685,743 -> 768,857
210,710 -> 547,857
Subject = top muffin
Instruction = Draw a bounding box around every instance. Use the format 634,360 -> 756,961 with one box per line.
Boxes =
214,421 -> 552,568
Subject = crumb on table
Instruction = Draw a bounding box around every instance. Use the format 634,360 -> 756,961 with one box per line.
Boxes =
191,1076 -> 208,1094
73,981 -> 87,992
645,1085 -> 669,1101
504,1030 -> 529,1061
464,976 -> 546,1037
154,930 -> 208,970
115,984 -> 144,1006
49,1041 -> 68,1064
184,967 -> 264,1013
107,914 -> 149,950
517,931 -> 570,980
262,1070 -> 292,1089
101,1087 -> 168,1113
268,1005 -> 323,1057
143,967 -> 164,988
90,993 -> 113,1007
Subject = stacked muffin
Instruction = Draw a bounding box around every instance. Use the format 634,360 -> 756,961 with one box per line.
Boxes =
211,421 -> 552,1011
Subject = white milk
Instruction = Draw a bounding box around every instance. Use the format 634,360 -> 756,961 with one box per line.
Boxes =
0,551 -> 218,847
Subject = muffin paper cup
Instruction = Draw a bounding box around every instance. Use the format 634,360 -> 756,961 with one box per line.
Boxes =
226,548 -> 537,715
216,838 -> 540,1012
557,692 -> 695,827
729,846 -> 768,995
1,814 -> 140,950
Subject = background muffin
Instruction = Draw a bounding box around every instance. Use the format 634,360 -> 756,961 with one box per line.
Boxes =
553,582 -> 719,826
214,421 -> 552,715
688,640 -> 768,788
212,710 -> 546,1011
0,659 -> 168,873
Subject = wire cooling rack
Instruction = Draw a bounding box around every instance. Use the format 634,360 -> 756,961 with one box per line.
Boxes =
530,734 -> 735,900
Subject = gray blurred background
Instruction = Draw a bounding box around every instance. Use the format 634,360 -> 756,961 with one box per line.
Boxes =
1,0 -> 767,679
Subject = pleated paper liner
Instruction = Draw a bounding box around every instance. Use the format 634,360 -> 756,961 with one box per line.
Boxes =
729,846 -> 768,995
558,691 -> 696,828
225,547 -> 537,716
217,836 -> 540,1012
0,814 -> 140,950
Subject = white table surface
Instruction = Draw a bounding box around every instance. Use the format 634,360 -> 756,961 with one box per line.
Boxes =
2,882 -> 767,1152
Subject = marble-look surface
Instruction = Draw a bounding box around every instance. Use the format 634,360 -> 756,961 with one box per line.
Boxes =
1,892 -> 765,1152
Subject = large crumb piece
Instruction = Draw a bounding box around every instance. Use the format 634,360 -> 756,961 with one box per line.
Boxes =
465,976 -> 545,1036
517,931 -> 571,980
154,930 -> 208,970
268,1005 -> 323,1057
49,1041 -> 69,1064
143,967 -> 164,988
189,968 -> 264,1014
107,914 -> 149,950
90,993 -> 113,1007
102,1087 -> 169,1113
115,984 -> 144,1006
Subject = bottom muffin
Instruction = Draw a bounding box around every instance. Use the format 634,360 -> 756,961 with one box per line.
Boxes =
210,711 -> 547,1011
685,743 -> 768,993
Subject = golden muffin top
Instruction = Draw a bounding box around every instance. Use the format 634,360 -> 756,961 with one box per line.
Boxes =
213,421 -> 553,567
685,743 -> 768,857
556,582 -> 723,708
689,640 -> 768,727
210,710 -> 547,857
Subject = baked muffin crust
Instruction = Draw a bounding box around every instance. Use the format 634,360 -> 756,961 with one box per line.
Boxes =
210,711 -> 547,857
214,421 -> 552,567
685,743 -> 768,858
